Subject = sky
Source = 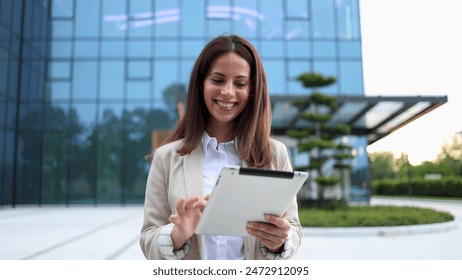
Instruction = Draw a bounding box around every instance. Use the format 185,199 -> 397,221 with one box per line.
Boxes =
359,0 -> 462,165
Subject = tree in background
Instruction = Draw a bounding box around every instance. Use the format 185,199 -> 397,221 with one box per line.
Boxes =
436,134 -> 462,176
370,134 -> 462,181
369,151 -> 397,180
287,72 -> 353,205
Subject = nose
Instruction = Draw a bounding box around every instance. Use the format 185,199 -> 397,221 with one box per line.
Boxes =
221,82 -> 234,96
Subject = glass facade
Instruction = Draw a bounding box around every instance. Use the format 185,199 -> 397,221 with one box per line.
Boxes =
0,0 -> 366,206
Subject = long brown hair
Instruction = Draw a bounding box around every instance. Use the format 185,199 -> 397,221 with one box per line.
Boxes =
160,34 -> 272,168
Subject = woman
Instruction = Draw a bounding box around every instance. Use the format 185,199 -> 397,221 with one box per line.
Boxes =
140,34 -> 301,260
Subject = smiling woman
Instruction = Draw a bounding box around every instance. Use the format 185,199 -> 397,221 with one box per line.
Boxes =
140,34 -> 302,260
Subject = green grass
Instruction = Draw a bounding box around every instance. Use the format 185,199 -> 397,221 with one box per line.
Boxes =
298,206 -> 454,227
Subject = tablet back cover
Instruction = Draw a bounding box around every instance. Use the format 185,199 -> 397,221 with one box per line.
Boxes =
195,166 -> 308,236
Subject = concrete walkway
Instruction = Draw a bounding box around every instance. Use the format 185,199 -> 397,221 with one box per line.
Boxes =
1,197 -> 461,260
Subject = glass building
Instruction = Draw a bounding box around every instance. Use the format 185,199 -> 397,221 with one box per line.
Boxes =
2,0 -> 442,206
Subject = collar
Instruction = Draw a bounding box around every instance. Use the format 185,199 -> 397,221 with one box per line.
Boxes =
201,131 -> 236,157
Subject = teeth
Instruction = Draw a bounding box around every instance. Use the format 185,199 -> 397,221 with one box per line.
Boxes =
216,100 -> 235,108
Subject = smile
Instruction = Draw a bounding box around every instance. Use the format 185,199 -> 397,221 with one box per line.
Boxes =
215,100 -> 237,108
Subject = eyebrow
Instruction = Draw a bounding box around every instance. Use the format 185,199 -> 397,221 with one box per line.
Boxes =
210,72 -> 249,79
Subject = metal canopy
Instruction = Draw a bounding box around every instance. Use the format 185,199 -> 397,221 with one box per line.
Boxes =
270,95 -> 448,144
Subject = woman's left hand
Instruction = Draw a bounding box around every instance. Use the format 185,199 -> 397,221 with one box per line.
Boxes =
246,213 -> 290,254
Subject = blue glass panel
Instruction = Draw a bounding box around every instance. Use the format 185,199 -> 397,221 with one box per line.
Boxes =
19,103 -> 43,128
101,40 -> 125,57
155,0 -> 180,37
154,61 -> 177,99
100,61 -> 124,99
128,60 -> 151,79
0,98 -> 5,125
207,19 -> 232,38
313,41 -> 336,58
75,0 -> 100,37
155,41 -> 178,57
6,101 -> 16,126
72,61 -> 97,99
96,127 -> 122,203
336,0 -> 361,39
312,0 -> 335,38
71,103 -> 97,128
51,0 -> 74,18
19,67 -> 31,101
0,28 -> 8,51
233,0 -> 260,38
129,0 -> 152,38
24,41 -> 47,58
339,41 -> 362,58
181,0 -> 205,37
288,60 -> 311,94
313,61 -> 338,94
49,61 -> 71,79
7,60 -> 18,97
42,132 -> 68,204
181,40 -> 205,58
0,50 -> 7,93
102,0 -> 127,38
260,0 -> 283,39
2,131 -> 14,204
52,20 -> 72,38
43,102 -> 68,130
261,40 -> 284,58
51,41 -> 72,58
127,81 -> 151,99
339,60 -> 363,94
0,0 -> 12,27
286,0 -> 309,19
128,40 -> 151,58
11,0 -> 22,35
48,81 -> 71,101
98,103 -> 123,127
264,60 -> 285,94
286,20 -> 309,39
74,40 -> 98,58
287,40 -> 310,58
180,59 -> 195,85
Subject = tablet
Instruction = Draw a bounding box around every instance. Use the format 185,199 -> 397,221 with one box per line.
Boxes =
195,165 -> 308,236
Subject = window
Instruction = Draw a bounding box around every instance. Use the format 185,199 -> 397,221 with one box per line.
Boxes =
100,61 -> 124,99
49,61 -> 71,80
127,60 -> 151,79
51,0 -> 74,19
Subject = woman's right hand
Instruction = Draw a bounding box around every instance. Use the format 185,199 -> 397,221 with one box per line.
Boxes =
169,195 -> 208,250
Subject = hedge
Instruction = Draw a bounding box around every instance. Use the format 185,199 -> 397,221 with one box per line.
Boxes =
372,176 -> 462,197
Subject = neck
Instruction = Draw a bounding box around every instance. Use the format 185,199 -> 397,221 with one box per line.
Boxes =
206,122 -> 235,143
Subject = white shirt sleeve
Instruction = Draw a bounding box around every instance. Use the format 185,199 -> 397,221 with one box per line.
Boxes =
158,223 -> 192,260
259,230 -> 296,260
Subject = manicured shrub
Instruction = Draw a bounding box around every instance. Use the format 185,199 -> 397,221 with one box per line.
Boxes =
372,176 -> 462,197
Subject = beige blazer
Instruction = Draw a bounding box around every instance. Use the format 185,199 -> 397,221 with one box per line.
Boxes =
140,138 -> 302,260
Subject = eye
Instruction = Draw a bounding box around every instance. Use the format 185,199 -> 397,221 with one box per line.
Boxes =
235,82 -> 248,88
212,79 -> 224,84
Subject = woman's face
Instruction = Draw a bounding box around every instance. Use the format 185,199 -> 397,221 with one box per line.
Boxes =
203,52 -> 250,128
